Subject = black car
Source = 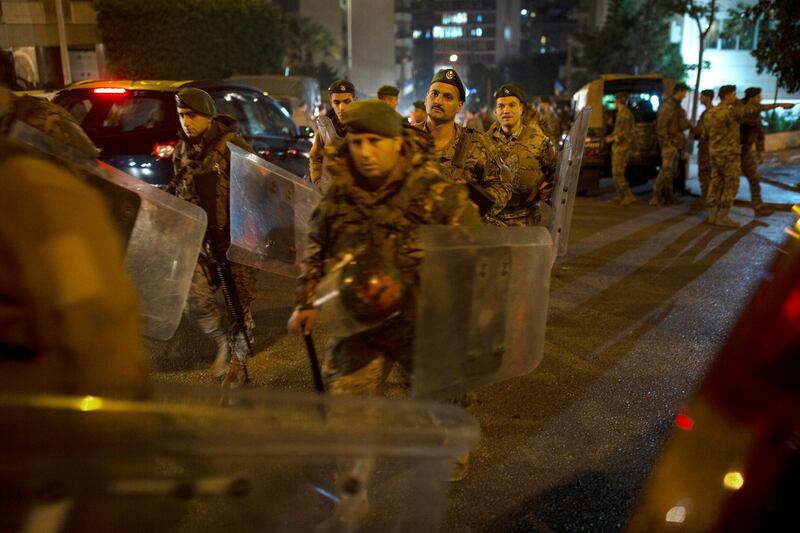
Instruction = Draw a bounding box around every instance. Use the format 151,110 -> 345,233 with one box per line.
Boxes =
53,79 -> 313,188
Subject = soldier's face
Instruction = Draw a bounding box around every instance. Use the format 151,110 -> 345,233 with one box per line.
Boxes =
347,132 -> 403,181
177,107 -> 213,139
700,95 -> 712,107
414,108 -> 427,124
753,94 -> 762,105
674,89 -> 687,102
495,97 -> 523,129
380,95 -> 398,110
426,83 -> 463,124
331,92 -> 355,120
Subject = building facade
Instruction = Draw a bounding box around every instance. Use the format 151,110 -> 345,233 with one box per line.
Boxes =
1,0 -> 103,90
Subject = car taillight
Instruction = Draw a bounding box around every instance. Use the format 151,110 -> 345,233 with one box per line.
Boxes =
287,148 -> 298,156
257,149 -> 271,158
93,88 -> 127,95
152,141 -> 176,160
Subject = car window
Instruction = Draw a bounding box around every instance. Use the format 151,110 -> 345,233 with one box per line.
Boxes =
55,91 -> 175,133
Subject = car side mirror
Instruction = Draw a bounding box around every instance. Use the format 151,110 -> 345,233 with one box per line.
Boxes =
298,126 -> 315,139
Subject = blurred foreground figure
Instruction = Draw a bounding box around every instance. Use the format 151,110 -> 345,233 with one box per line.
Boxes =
0,136 -> 147,394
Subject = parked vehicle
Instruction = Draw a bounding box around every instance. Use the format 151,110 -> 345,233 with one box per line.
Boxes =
53,79 -> 313,188
572,74 -> 676,194
228,75 -> 321,116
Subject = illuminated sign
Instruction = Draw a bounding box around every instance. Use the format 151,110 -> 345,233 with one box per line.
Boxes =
433,26 -> 464,39
442,12 -> 468,25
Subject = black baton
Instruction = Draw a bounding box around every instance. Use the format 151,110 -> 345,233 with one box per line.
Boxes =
304,333 -> 325,394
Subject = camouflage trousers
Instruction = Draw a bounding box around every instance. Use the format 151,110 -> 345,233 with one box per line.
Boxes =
611,146 -> 632,192
698,145 -> 711,200
186,255 -> 255,358
654,145 -> 679,195
324,317 -> 413,397
741,148 -> 763,204
707,155 -> 741,209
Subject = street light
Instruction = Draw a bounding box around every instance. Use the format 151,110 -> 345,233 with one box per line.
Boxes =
449,54 -> 458,62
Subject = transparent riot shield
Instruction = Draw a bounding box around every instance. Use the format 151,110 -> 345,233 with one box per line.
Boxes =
413,226 -> 553,399
9,122 -> 207,340
0,384 -> 479,532
548,106 -> 591,262
228,144 -> 319,277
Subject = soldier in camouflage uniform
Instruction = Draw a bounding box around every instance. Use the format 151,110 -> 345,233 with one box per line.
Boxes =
288,99 -> 480,396
737,87 -> 796,217
537,97 -> 562,147
309,80 -> 356,188
652,83 -> 691,206
605,92 -> 638,205
487,83 -> 557,225
416,68 -> 512,224
0,85 -> 97,157
165,88 -> 256,385
694,89 -> 715,202
705,85 -> 748,228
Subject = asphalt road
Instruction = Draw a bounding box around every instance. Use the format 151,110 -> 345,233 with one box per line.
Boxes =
145,150 -> 800,532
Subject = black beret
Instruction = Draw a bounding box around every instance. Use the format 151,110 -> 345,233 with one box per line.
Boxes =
341,99 -> 402,138
175,87 -> 216,116
673,83 -> 689,93
413,100 -> 426,109
430,68 -> 465,102
328,79 -> 355,94
718,85 -> 737,98
700,89 -> 715,98
494,83 -> 527,102
744,87 -> 762,99
615,92 -> 629,101
377,85 -> 399,97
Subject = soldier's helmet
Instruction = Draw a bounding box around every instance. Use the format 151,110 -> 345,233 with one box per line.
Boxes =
339,253 -> 407,325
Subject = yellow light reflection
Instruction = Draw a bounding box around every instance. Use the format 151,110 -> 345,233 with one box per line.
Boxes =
79,396 -> 104,412
723,471 -> 744,490
665,505 -> 686,524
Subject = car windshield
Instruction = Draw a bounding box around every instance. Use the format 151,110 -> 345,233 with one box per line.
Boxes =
212,91 -> 297,138
55,90 -> 176,133
603,79 -> 664,123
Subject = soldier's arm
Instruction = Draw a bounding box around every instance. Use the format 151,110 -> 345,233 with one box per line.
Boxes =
475,136 -> 513,216
0,156 -> 147,393
539,136 -> 558,203
296,202 -> 328,309
759,102 -> 795,112
678,108 -> 691,131
308,134 -> 325,183
165,142 -> 183,194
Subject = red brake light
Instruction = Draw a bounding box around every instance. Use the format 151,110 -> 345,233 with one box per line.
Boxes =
93,88 -> 127,95
152,141 -> 177,160
675,413 -> 694,431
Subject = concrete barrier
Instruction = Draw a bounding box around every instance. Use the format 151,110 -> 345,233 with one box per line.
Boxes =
765,131 -> 800,152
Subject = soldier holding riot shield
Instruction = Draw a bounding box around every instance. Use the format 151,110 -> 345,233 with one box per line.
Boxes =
288,99 -> 480,396
167,88 -> 256,386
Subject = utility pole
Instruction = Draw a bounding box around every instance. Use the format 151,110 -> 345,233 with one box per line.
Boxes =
346,0 -> 353,79
55,0 -> 72,86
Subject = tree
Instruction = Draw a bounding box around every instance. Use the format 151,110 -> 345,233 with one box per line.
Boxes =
93,0 -> 287,79
578,0 -> 688,84
282,17 -> 340,77
663,0 -> 718,122
727,0 -> 800,94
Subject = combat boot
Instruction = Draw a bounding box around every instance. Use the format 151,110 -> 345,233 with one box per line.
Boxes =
620,190 -> 638,206
714,207 -> 740,228
648,195 -> 662,207
753,203 -> 774,217
208,330 -> 230,380
662,188 -> 679,205
222,357 -> 250,388
706,206 -> 718,225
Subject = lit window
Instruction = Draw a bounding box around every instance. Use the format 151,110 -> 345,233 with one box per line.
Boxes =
433,26 -> 464,39
413,29 -> 422,39
477,15 -> 483,22
540,35 -> 547,45
442,12 -> 468,25
521,8 -> 528,16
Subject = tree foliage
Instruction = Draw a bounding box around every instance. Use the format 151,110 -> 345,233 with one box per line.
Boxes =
578,0 -> 687,82
728,0 -> 800,93
93,0 -> 287,79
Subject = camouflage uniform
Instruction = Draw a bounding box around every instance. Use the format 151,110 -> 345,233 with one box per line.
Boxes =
696,106 -> 713,200
736,99 -> 768,212
705,103 -> 746,216
0,137 -> 146,394
416,121 -> 512,224
539,109 -> 562,146
486,121 -> 556,226
610,104 -> 636,196
654,96 -> 691,199
297,126 -> 480,396
308,110 -> 347,188
166,115 -> 256,357
0,87 -> 97,158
